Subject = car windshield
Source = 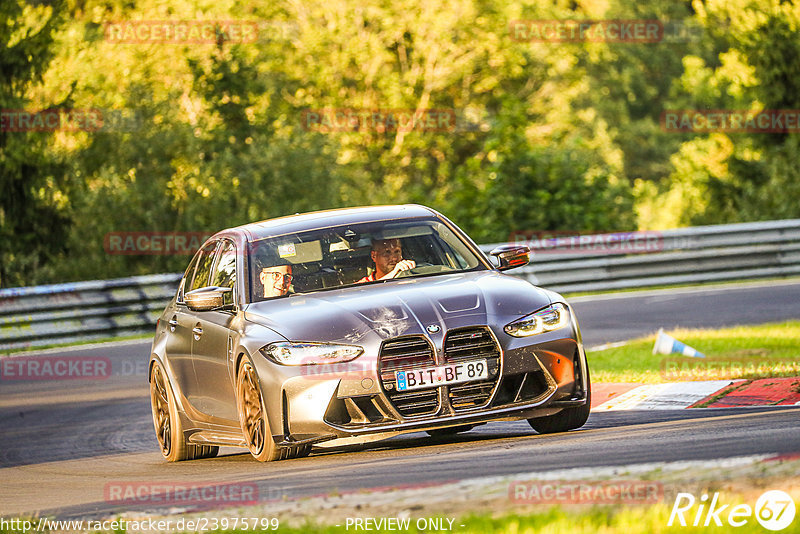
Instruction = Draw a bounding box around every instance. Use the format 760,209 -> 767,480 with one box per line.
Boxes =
247,218 -> 486,302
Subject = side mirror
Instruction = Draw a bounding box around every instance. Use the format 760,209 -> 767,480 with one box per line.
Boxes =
489,244 -> 531,271
185,286 -> 234,312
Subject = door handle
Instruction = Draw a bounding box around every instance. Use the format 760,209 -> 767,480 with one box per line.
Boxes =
168,316 -> 178,332
192,324 -> 203,339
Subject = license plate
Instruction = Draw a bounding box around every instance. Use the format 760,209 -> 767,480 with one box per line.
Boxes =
395,360 -> 488,391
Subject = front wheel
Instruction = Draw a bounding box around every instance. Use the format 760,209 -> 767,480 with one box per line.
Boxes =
236,358 -> 280,462
527,371 -> 591,434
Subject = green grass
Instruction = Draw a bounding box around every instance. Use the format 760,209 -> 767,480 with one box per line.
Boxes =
587,320 -> 800,383
270,507 -> 778,534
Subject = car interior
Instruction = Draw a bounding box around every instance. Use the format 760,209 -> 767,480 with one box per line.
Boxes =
248,222 -> 475,301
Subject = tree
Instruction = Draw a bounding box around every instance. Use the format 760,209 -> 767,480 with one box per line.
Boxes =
0,0 -> 69,287
648,0 -> 800,227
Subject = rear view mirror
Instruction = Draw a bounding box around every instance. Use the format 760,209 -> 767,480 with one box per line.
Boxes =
489,245 -> 531,271
185,287 -> 234,311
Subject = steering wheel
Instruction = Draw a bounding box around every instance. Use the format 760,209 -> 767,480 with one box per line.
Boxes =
394,263 -> 452,278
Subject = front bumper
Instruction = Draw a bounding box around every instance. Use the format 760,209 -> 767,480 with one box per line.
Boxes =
259,328 -> 589,444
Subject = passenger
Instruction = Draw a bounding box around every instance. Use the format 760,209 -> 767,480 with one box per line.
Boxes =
260,264 -> 293,297
357,238 -> 416,282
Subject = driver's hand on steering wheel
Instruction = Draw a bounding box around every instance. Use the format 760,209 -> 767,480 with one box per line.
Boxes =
387,259 -> 416,278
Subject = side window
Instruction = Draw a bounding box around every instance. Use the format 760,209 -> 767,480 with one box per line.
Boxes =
211,240 -> 237,305
188,241 -> 218,292
178,251 -> 201,302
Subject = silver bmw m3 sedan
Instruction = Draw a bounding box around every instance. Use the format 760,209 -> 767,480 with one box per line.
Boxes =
149,205 -> 591,462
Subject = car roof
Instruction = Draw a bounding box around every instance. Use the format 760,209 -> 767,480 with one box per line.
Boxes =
215,204 -> 440,242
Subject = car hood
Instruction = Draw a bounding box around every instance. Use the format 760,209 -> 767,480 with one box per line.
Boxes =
243,271 -> 553,345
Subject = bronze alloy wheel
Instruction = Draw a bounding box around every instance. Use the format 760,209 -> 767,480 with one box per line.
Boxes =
149,360 -> 218,461
236,358 -> 280,461
150,363 -> 172,456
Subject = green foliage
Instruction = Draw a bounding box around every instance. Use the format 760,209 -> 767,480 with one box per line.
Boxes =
446,97 -> 635,243
0,0 -> 70,287
657,0 -> 800,227
3,0 -> 800,285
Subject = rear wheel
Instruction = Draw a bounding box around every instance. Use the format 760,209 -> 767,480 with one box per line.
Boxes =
527,370 -> 591,434
236,358 -> 280,462
150,360 -> 218,461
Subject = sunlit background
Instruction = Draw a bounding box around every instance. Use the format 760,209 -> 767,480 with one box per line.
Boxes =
2,0 -> 798,286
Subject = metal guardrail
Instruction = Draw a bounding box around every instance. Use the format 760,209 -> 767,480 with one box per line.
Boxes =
0,274 -> 181,351
480,219 -> 800,293
1,219 -> 799,351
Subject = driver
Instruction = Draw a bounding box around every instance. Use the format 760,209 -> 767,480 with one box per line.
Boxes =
357,238 -> 416,282
260,263 -> 293,298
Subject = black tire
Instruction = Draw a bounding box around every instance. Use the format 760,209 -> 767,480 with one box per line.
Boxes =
236,358 -> 280,462
150,360 -> 218,461
426,425 -> 474,437
527,370 -> 591,434
193,444 -> 220,459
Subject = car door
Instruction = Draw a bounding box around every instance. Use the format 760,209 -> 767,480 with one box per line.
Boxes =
172,240 -> 219,413
164,245 -> 213,404
189,238 -> 239,422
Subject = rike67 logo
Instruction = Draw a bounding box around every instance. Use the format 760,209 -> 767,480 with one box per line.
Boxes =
669,490 -> 796,531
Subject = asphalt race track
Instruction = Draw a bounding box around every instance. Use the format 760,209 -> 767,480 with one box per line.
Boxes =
570,279 -> 800,346
1,281 -> 799,519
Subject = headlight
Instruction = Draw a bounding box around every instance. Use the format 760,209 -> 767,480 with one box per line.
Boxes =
504,303 -> 570,337
261,342 -> 364,366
